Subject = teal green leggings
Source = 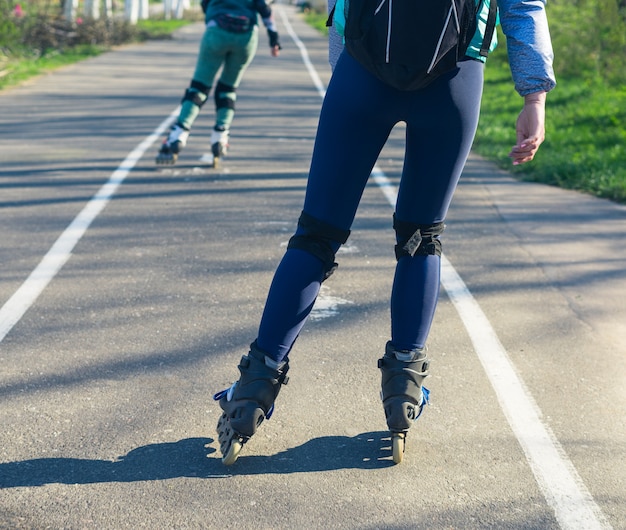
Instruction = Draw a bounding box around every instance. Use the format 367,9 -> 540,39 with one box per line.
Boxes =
178,24 -> 258,131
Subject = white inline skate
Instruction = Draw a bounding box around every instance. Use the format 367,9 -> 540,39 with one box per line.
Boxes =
156,123 -> 189,165
210,126 -> 229,168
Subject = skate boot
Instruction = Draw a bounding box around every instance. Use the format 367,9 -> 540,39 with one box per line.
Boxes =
378,341 -> 430,464
210,126 -> 229,168
156,123 -> 189,165
214,341 -> 289,465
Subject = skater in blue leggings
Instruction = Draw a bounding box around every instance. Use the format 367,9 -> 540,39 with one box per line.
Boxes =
215,0 -> 556,465
257,52 -> 484,360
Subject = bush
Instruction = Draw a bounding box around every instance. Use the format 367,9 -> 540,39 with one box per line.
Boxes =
0,1 -> 201,90
0,0 -> 22,51
10,5 -> 141,57
0,0 -> 202,60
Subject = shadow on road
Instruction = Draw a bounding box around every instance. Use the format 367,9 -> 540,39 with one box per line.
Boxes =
0,431 -> 395,487
222,431 -> 397,475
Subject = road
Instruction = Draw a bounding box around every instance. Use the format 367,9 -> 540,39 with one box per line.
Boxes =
1,5 -> 625,529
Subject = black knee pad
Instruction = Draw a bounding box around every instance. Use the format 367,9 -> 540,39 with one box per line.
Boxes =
393,214 -> 444,260
214,81 -> 236,110
182,80 -> 210,107
287,211 -> 350,280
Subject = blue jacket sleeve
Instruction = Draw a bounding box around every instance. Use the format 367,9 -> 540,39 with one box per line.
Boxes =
328,0 -> 344,70
498,0 -> 556,95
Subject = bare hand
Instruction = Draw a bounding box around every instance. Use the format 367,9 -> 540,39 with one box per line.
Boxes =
509,91 -> 547,165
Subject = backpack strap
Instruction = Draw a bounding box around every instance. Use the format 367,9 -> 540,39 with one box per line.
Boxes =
326,5 -> 335,27
479,0 -> 498,58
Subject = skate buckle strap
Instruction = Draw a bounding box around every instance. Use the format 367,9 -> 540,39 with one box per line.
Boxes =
213,389 -> 227,401
213,381 -> 238,402
213,384 -> 276,420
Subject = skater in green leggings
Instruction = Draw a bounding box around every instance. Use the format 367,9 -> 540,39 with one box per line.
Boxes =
156,0 -> 281,167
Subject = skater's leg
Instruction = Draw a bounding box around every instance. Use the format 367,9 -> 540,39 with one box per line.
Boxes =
210,27 -> 259,162
303,51 -> 401,225
391,58 -> 484,351
256,51 -> 400,362
213,80 -> 236,131
209,79 -> 235,164
379,59 -> 484,461
256,216 -> 349,361
214,27 -> 258,130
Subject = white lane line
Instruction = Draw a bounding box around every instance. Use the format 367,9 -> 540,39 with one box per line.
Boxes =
278,7 -> 327,99
0,109 -> 179,344
281,6 -> 611,529
440,257 -> 611,530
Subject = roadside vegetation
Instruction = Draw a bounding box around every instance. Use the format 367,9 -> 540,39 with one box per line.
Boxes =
0,0 -> 202,89
304,2 -> 626,204
472,0 -> 626,204
2,0 -> 625,203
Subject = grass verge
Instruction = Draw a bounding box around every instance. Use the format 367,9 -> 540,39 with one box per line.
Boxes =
474,44 -> 626,204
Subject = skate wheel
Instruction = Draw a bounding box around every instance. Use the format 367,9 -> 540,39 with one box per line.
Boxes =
217,412 -> 246,466
155,154 -> 177,165
391,432 -> 405,464
222,438 -> 243,466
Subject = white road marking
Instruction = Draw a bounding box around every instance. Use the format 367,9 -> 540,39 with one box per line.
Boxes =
280,6 -> 611,529
309,286 -> 352,321
278,8 -> 326,99
0,109 -> 179,344
440,255 -> 611,530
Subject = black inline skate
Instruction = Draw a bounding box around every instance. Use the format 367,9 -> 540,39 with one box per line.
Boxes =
214,341 -> 289,465
378,341 -> 430,464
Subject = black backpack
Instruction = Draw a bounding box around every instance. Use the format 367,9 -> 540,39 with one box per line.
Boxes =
327,0 -> 497,91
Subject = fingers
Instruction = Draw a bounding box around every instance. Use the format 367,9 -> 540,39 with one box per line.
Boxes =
508,138 -> 541,165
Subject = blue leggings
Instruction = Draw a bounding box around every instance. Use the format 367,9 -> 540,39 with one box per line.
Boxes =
257,51 -> 484,362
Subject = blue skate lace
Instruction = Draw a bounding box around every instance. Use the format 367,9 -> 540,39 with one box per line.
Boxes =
213,384 -> 275,420
414,386 -> 430,422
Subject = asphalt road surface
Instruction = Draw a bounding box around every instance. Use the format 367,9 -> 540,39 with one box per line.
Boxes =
1,5 -> 625,529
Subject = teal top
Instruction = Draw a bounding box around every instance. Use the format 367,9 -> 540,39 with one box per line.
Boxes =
467,0 -> 499,61
332,0 -> 498,62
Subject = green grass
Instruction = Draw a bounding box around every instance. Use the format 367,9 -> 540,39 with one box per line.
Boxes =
134,17 -> 193,38
474,45 -> 626,203
303,11 -> 329,36
0,45 -> 104,88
